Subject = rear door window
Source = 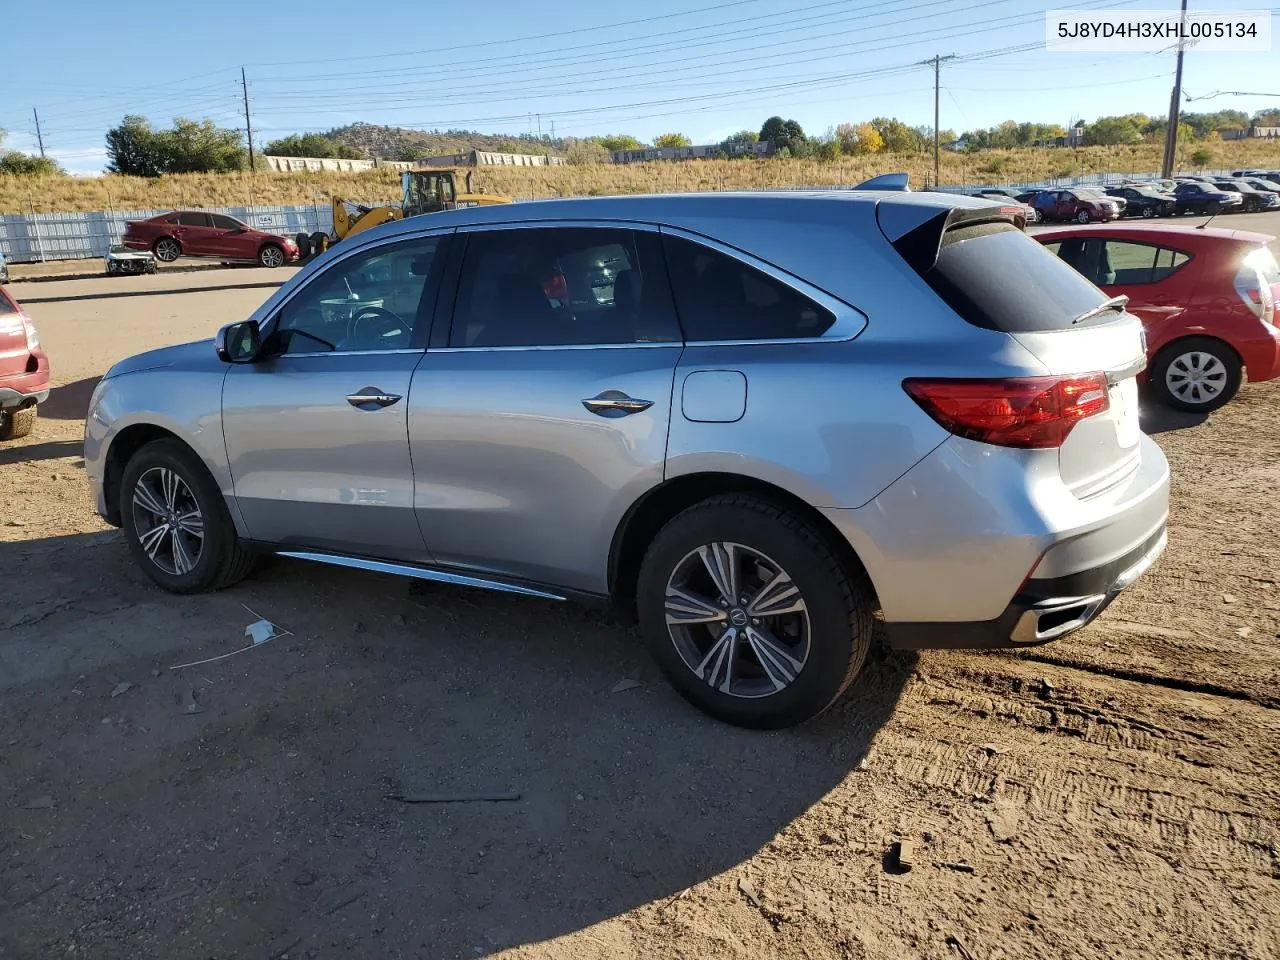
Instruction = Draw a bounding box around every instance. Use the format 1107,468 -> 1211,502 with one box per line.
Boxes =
178,212 -> 211,227
449,227 -> 680,348
923,222 -> 1114,331
661,234 -> 836,341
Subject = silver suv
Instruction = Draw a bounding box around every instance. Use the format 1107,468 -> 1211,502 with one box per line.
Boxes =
84,192 -> 1169,728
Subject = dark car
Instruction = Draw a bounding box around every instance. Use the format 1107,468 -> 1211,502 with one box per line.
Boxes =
122,211 -> 300,268
1212,180 -> 1280,213
1032,188 -> 1121,223
0,249 -> 8,285
1171,182 -> 1243,215
1106,186 -> 1177,218
1245,177 -> 1280,196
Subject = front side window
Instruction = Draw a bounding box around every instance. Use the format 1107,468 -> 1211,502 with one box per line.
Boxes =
449,227 -> 680,347
273,235 -> 445,354
210,214 -> 243,230
662,234 -> 836,341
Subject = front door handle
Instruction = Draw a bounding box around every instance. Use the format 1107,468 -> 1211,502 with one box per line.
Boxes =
346,389 -> 402,409
582,390 -> 654,418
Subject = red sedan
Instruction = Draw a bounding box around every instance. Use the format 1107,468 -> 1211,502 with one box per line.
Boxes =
122,211 -> 299,268
1036,223 -> 1280,412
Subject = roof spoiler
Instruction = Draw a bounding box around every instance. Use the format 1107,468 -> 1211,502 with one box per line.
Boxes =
879,203 -> 1025,276
852,172 -> 910,191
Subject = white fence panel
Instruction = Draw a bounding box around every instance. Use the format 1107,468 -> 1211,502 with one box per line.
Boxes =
0,204 -> 335,263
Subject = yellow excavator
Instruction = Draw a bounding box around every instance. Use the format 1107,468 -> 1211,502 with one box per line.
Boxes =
300,168 -> 511,257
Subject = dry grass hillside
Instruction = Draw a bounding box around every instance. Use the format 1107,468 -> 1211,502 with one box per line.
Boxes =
3,141 -> 1279,214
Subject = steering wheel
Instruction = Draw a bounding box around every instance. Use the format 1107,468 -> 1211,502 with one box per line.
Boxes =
346,306 -> 410,351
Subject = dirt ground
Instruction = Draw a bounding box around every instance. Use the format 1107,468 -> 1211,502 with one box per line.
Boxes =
1,235 -> 1278,960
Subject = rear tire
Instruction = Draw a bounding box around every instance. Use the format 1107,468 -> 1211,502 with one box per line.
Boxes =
119,438 -> 256,594
153,237 -> 181,262
636,496 -> 874,729
1150,337 -> 1242,413
0,406 -> 36,441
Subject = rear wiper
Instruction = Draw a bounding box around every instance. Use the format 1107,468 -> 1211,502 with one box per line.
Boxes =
1071,294 -> 1129,325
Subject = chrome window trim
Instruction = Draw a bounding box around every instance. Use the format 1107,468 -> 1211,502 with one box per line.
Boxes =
435,219 -> 867,353
256,227 -> 456,358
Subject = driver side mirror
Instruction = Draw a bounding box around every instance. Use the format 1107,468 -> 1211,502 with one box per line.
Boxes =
215,320 -> 262,363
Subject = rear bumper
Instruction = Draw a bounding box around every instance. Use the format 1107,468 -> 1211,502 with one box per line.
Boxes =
887,525 -> 1166,649
1238,325 -> 1280,382
821,431 -> 1170,648
0,351 -> 50,408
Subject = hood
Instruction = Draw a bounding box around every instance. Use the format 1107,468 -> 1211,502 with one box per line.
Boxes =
103,338 -> 221,380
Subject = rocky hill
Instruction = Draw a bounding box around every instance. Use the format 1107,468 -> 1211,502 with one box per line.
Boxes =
323,123 -> 567,161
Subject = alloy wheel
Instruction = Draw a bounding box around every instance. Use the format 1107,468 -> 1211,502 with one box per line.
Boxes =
1165,351 -> 1228,407
664,541 -> 811,699
130,466 -> 205,576
155,238 -> 180,262
260,246 -> 285,268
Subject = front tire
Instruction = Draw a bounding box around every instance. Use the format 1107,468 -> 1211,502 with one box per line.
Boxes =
153,237 -> 181,262
0,406 -> 36,441
1142,205 -> 1157,218
258,244 -> 285,268
119,439 -> 256,594
636,496 -> 874,729
1076,209 -> 1091,223
1150,337 -> 1242,413
310,232 -> 330,255
294,232 -> 312,259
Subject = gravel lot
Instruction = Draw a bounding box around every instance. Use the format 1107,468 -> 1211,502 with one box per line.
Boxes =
2,214 -> 1279,960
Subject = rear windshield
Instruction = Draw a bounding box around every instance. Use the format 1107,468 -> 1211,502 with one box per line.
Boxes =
923,222 -> 1114,332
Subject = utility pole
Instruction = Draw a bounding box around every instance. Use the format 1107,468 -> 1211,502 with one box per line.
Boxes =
1160,0 -> 1190,178
32,108 -> 45,158
241,67 -> 256,172
921,54 -> 956,189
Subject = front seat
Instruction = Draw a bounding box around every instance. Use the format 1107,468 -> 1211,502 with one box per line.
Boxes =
473,272 -> 554,346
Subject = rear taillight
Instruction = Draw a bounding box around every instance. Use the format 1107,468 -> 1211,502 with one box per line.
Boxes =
1235,256 -> 1277,325
903,374 -> 1110,449
22,316 -> 38,351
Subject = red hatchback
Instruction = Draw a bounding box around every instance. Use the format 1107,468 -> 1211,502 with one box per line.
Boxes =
1036,223 -> 1280,411
122,211 -> 299,268
0,284 -> 50,440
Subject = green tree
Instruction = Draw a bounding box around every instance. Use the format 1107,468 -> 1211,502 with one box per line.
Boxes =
718,130 -> 760,156
262,133 -> 363,159
106,115 -> 165,177
1190,147 -> 1214,167
816,139 -> 841,162
759,117 -> 805,153
106,115 -> 247,175
1082,116 -> 1142,146
1252,109 -> 1280,127
599,134 -> 644,152
0,129 -> 63,175
870,117 -> 922,153
565,138 -> 611,164
834,123 -> 858,154
654,132 -> 692,148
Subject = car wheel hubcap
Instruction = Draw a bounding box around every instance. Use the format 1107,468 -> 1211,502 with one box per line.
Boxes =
131,467 -> 204,576
263,248 -> 283,267
157,240 -> 178,260
664,542 -> 811,699
1166,351 -> 1228,406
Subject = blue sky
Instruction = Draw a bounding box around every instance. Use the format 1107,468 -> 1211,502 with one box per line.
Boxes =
1,0 -> 1276,174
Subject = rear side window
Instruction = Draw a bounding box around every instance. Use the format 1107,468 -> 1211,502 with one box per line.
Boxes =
922,222 -> 1112,332
662,234 -> 835,341
178,212 -> 211,227
1044,238 -> 1190,286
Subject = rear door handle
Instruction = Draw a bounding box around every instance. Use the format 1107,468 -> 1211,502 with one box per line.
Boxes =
346,389 -> 402,409
582,390 -> 654,418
